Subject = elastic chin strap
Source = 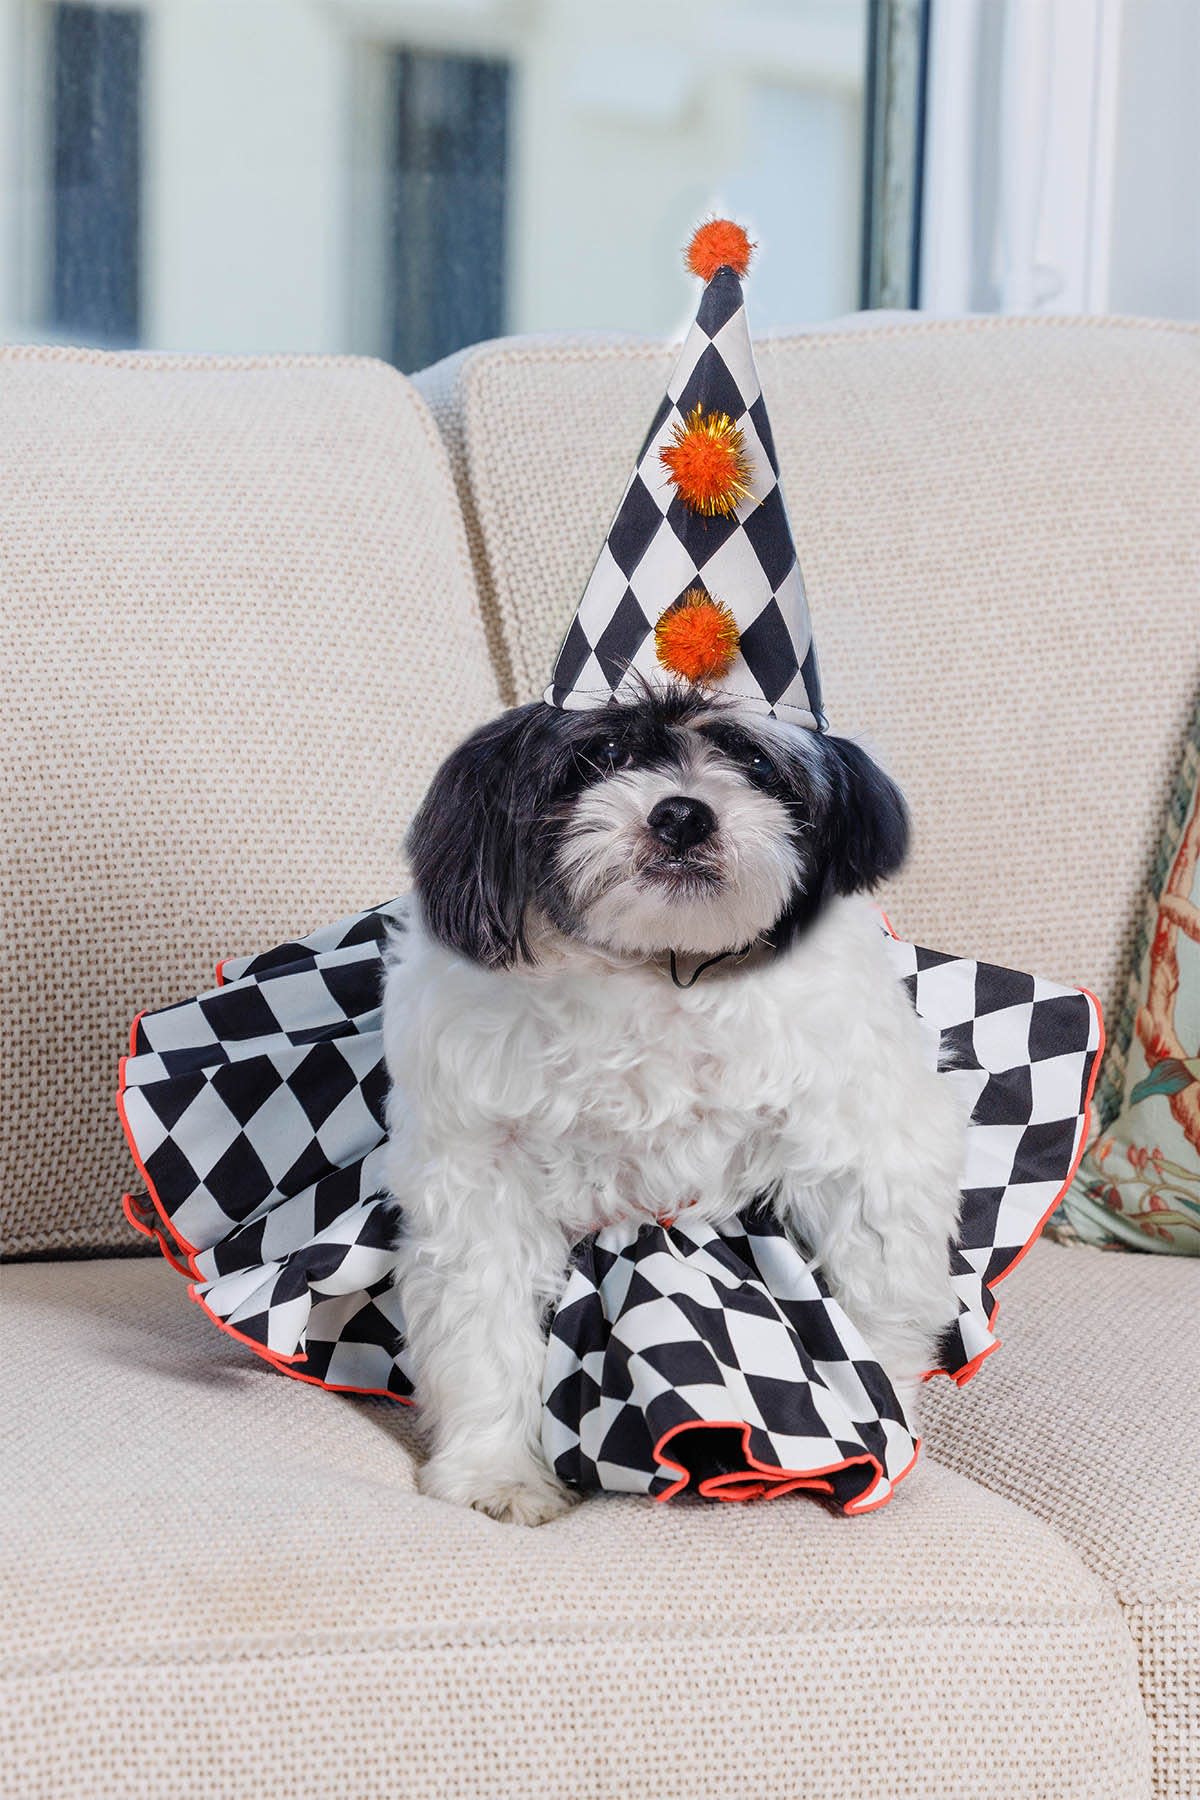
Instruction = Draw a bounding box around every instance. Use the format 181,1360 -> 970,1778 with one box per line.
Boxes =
668,948 -> 737,990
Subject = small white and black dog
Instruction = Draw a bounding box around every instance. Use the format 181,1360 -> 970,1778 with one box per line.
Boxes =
382,686 -> 964,1525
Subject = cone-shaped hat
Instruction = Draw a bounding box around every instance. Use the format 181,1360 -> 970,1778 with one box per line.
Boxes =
546,220 -> 823,729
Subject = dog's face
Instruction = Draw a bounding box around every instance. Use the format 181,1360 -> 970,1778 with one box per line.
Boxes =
408,688 -> 907,966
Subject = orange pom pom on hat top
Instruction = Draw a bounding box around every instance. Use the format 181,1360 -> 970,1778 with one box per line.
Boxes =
686,219 -> 754,283
654,589 -> 741,684
660,405 -> 751,518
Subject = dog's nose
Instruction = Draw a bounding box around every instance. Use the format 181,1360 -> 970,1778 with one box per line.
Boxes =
646,795 -> 716,853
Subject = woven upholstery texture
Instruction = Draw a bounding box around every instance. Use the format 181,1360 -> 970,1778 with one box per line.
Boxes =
427,317 -> 1200,1020
923,1238 -> 1200,1800
1,1256 -> 1152,1800
414,343 -> 519,704
2,347 -> 501,1257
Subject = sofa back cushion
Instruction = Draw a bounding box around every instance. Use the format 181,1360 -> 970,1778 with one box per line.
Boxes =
428,318 -> 1200,1022
3,349 -> 501,1256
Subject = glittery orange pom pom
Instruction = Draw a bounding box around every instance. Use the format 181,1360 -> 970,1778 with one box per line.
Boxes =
686,219 -> 754,282
655,590 -> 741,684
660,406 -> 752,517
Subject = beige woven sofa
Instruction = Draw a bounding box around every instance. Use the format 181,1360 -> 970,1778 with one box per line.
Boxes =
3,318 -> 1198,1800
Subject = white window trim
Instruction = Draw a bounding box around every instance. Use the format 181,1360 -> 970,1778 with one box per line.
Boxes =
920,0 -> 1124,315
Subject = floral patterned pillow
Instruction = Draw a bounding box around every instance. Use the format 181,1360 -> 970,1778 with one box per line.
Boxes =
1052,703 -> 1200,1254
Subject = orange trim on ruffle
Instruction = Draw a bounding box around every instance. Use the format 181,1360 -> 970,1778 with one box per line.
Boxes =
652,1418 -> 922,1514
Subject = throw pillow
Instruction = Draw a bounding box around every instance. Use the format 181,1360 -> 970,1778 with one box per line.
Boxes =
1052,698 -> 1200,1253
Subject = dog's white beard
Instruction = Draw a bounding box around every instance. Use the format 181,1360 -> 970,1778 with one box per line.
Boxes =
556,754 -> 805,956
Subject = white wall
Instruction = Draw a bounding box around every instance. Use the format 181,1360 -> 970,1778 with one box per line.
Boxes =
1107,0 -> 1200,319
507,1 -> 864,340
145,0 -> 350,353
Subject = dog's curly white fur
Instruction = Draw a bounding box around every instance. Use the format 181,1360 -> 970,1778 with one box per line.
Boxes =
383,689 -> 965,1525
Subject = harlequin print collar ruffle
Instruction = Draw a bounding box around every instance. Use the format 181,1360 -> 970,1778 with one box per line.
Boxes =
119,900 -> 1102,1515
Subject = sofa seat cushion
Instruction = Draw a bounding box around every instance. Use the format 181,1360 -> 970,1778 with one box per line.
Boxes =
2,1257 -> 1150,1800
923,1239 -> 1200,1799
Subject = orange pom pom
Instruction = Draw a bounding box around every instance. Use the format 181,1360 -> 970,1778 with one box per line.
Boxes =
686,219 -> 754,282
655,590 -> 741,685
660,406 -> 752,517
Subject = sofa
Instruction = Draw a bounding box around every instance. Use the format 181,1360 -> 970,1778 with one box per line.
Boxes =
3,316 -> 1198,1799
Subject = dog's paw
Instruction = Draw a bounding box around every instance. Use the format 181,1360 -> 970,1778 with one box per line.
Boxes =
418,1453 -> 577,1526
471,1475 -> 578,1527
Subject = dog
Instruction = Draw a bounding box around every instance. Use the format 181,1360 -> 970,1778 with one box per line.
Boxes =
382,685 -> 965,1525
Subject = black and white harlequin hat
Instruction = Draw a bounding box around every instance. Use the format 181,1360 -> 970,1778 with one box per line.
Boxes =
546,219 -> 823,729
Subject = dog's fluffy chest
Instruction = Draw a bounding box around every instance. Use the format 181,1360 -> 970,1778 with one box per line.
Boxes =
534,979 -> 798,1228
384,900 -> 897,1236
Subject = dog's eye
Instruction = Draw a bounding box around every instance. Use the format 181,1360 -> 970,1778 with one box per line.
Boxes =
585,734 -> 632,772
700,722 -> 777,781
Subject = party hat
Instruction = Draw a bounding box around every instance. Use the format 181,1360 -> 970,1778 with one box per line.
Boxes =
546,219 -> 823,728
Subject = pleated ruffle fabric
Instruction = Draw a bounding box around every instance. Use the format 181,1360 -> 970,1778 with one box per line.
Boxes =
119,898 -> 1101,1514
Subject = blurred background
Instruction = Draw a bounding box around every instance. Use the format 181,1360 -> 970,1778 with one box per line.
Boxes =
0,0 -> 1195,369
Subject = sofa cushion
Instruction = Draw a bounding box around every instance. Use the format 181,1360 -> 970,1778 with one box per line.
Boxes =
923,1238 -> 1200,1799
423,318 -> 1200,1023
1,1257 -> 1151,1800
1,348 -> 502,1257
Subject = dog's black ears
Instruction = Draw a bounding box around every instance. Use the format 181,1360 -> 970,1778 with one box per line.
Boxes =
820,735 -> 909,897
406,704 -> 544,967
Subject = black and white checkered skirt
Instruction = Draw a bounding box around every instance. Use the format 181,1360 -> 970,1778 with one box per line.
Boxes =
119,899 -> 1101,1515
